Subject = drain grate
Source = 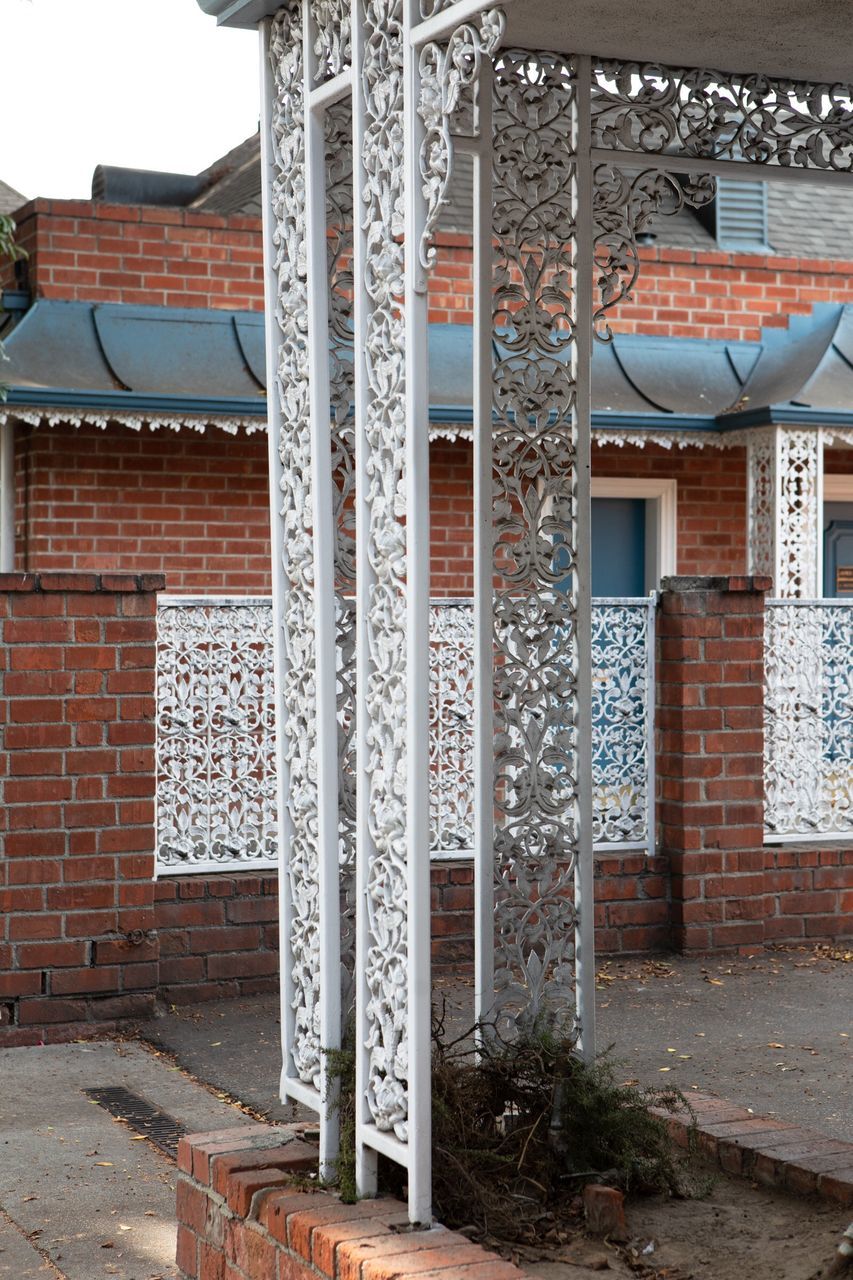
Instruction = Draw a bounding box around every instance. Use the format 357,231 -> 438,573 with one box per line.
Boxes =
84,1086 -> 187,1159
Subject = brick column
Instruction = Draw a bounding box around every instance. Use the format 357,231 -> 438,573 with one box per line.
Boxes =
0,572 -> 163,1039
657,575 -> 771,953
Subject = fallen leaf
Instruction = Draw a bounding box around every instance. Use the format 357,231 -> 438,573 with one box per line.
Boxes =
94,1162 -> 113,1167
767,1042 -> 785,1049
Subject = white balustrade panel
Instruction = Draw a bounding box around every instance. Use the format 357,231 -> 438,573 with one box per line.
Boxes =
765,600 -> 853,841
155,596 -> 655,873
155,597 -> 278,875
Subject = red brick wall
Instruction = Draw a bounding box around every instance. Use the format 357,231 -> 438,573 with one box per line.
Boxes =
15,423 -> 272,593
154,873 -> 279,1004
0,572 -> 162,1039
5,200 -> 266,311
9,201 -> 853,339
657,575 -> 772,952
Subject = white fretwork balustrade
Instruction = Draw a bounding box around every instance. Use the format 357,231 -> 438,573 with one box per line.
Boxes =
156,597 -> 656,872
156,598 -> 278,875
765,600 -> 853,840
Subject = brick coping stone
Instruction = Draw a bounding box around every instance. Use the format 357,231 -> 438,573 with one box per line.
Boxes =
176,1103 -> 853,1279
654,1091 -> 853,1208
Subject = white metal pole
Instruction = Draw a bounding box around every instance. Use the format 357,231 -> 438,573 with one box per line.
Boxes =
403,0 -> 432,1224
0,421 -> 14,573
574,55 -> 596,1066
471,65 -> 496,1032
258,17 -> 297,1107
303,0 -> 343,1178
351,0 -> 379,1203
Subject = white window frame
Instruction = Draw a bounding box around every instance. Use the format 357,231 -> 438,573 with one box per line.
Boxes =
591,477 -> 677,592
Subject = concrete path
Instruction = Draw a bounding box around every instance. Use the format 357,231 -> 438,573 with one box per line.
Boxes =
0,1041 -> 259,1280
139,945 -> 853,1141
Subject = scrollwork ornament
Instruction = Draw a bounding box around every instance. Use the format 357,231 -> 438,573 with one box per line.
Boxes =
491,49 -> 581,1040
325,99 -> 357,1014
591,60 -> 853,172
310,0 -> 351,82
592,165 -> 715,339
417,8 -> 505,271
269,3 -> 323,1091
360,0 -> 411,1141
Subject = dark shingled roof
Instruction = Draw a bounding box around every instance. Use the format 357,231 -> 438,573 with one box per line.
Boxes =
90,132 -> 853,260
0,179 -> 25,217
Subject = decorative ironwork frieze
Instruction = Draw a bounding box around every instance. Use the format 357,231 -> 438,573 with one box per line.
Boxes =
591,62 -> 853,173
592,165 -> 715,337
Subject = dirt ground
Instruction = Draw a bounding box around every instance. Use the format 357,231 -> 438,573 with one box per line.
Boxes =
517,1174 -> 848,1280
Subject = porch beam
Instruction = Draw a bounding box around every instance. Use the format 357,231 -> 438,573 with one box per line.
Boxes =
589,147 -> 853,190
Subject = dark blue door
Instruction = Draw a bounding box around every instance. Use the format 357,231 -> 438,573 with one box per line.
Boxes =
823,503 -> 853,597
592,498 -> 646,596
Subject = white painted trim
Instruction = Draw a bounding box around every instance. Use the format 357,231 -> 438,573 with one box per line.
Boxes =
591,476 -> 677,586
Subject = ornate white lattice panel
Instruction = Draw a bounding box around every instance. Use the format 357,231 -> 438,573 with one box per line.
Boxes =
777,428 -> 821,598
156,599 -> 277,875
765,601 -> 853,839
429,602 -> 475,857
268,2 -> 323,1095
747,428 -> 776,580
591,599 -> 655,850
489,49 -> 588,1038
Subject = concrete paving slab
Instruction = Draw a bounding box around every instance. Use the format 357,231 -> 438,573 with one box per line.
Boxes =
0,1209 -> 62,1279
594,948 -> 853,1140
0,1041 -> 261,1280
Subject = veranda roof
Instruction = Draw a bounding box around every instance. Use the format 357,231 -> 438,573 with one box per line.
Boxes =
3,298 -> 853,436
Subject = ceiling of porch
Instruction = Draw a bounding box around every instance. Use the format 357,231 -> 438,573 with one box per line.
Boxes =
502,0 -> 853,83
200,0 -> 853,84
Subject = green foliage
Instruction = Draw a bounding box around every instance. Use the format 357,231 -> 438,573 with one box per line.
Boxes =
324,1037 -> 357,1203
430,1025 -> 700,1243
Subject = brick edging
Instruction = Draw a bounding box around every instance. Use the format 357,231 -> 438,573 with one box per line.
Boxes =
176,1125 -> 527,1280
657,1091 -> 853,1208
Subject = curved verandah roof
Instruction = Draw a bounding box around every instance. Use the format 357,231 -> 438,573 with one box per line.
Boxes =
3,298 -> 853,439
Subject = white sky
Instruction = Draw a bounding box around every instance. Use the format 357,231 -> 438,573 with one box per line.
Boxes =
1,0 -> 260,201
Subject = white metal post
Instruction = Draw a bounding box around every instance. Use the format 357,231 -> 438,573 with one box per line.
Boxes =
351,0 -> 379,1206
303,0 -> 343,1178
0,421 -> 14,573
258,16 -> 297,1117
402,0 -> 432,1223
573,54 -> 596,1065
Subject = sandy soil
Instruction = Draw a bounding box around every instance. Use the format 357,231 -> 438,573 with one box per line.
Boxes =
516,1175 -> 848,1280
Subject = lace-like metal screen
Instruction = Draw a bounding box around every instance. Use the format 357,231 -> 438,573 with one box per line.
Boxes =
155,596 -> 655,873
765,600 -> 853,841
